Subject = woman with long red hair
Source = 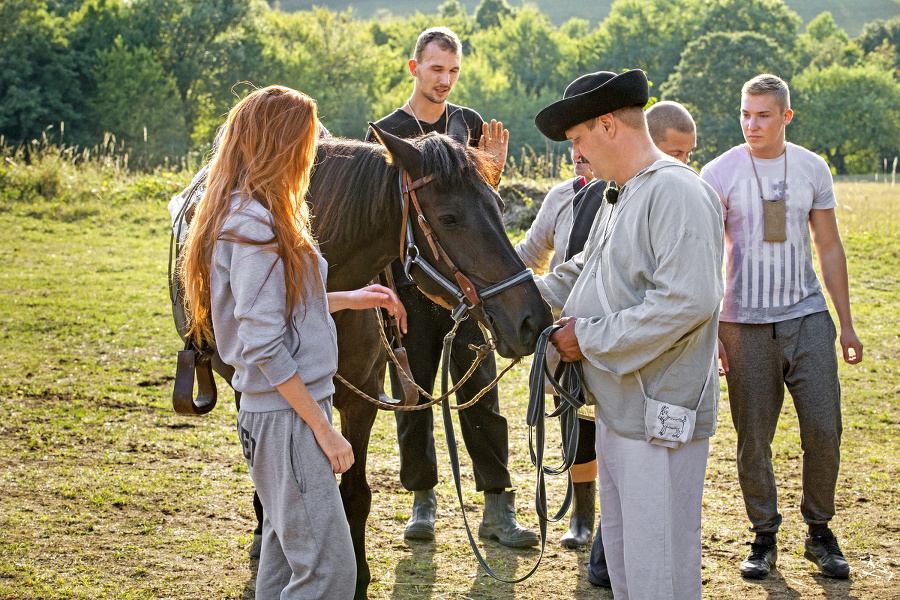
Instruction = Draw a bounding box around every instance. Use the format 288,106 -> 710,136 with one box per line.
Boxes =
180,85 -> 404,599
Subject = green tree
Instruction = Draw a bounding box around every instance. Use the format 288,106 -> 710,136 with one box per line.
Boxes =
264,8 -> 395,138
452,51 -> 565,164
474,0 -> 513,30
188,12 -> 274,145
857,17 -> 900,74
90,37 -> 188,164
439,0 -> 464,19
66,0 -> 130,145
588,0 -> 705,87
797,12 -> 861,69
124,0 -> 257,134
471,8 -> 571,97
662,31 -> 796,164
0,0 -> 81,146
792,63 -> 900,174
696,0 -> 802,50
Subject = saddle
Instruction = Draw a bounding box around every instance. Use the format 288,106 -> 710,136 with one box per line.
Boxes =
168,166 -> 219,415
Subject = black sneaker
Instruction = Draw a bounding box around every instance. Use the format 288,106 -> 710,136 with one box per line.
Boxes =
740,534 -> 777,579
804,533 -> 850,579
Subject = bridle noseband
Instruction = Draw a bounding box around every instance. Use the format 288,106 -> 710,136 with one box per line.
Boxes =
399,169 -> 534,323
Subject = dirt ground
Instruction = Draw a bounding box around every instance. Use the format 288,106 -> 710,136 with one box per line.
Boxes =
2,364 -> 898,599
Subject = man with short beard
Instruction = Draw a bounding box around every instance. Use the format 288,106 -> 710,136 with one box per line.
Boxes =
533,69 -> 723,598
365,27 -> 538,549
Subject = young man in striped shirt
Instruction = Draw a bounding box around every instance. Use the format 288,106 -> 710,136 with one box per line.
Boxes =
700,73 -> 863,581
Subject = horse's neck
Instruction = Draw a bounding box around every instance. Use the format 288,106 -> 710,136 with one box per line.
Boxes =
320,167 -> 404,291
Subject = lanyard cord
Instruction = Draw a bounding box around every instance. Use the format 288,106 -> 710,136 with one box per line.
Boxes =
747,145 -> 788,202
405,101 -> 448,136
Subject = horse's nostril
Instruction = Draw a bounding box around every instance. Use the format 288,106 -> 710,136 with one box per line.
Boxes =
520,315 -> 538,348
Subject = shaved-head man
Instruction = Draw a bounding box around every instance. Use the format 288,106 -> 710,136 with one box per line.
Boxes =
646,100 -> 696,165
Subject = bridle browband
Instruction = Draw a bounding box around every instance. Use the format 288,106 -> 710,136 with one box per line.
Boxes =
399,169 -> 534,323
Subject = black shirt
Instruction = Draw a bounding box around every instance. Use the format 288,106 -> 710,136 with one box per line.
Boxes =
365,103 -> 485,148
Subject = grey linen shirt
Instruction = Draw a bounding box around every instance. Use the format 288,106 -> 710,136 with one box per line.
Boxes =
211,195 -> 339,412
536,160 -> 724,441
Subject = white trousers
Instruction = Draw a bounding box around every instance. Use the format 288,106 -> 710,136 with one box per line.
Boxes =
596,418 -> 709,600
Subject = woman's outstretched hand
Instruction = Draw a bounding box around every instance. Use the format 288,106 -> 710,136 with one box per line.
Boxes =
328,284 -> 407,334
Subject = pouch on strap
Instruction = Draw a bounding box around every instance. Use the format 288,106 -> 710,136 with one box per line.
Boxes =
636,370 -> 703,449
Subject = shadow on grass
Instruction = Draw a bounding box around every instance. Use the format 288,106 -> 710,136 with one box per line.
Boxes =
390,539 -> 437,599
739,566 -> 859,600
464,540 -> 538,599
739,569 -> 804,599
242,556 -> 258,599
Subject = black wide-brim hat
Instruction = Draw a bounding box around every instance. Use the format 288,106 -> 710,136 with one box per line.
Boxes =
535,70 -> 650,142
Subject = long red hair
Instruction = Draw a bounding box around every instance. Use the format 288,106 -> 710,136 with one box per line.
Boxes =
180,85 -> 319,348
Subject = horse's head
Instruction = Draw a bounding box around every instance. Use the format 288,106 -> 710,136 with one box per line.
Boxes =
370,124 -> 552,358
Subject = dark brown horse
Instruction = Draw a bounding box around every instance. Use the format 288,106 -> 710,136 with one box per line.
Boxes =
172,125 -> 552,599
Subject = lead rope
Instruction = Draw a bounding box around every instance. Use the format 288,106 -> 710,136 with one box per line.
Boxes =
333,306 -> 519,411
441,324 -> 584,582
440,315 -> 546,583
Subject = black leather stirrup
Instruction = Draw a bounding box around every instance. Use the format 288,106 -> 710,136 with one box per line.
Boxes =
173,338 -> 218,415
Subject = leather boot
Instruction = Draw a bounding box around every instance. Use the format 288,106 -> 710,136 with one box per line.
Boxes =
478,490 -> 540,548
404,489 -> 436,540
560,480 -> 595,548
587,519 -> 610,588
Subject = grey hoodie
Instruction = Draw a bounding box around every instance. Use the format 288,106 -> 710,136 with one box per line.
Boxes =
210,195 -> 338,412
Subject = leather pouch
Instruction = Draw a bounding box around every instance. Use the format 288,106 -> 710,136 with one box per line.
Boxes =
762,198 -> 787,242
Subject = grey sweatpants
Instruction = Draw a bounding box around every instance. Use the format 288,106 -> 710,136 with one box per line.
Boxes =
237,403 -> 356,600
719,310 -> 842,535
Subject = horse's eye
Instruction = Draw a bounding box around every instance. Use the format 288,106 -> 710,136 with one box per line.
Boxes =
438,215 -> 458,227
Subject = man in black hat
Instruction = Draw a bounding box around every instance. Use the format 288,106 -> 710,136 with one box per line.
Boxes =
533,70 -> 724,598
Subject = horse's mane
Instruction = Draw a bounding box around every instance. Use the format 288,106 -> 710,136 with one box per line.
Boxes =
310,133 -> 499,249
309,137 -> 395,247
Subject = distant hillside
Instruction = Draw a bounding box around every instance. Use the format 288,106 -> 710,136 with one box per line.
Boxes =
271,0 -> 899,37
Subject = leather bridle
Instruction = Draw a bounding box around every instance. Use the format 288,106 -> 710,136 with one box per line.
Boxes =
398,169 -> 534,324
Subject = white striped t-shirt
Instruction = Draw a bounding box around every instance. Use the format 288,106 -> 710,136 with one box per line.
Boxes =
700,142 -> 837,324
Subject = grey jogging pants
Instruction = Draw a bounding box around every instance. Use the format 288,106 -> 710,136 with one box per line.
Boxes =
719,310 -> 842,535
238,403 -> 356,600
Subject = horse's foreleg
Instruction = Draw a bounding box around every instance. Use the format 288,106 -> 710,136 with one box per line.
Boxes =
336,387 -> 378,600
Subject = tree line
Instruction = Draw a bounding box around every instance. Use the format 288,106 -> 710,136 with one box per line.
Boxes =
2,0 -> 899,173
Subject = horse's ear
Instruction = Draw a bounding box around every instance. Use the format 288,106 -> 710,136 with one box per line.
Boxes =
368,122 -> 423,175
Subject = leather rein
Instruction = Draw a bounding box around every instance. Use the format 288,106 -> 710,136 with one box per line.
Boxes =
402,168 -> 558,584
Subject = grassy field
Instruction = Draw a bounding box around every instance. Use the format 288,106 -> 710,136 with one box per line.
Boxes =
0,152 -> 899,598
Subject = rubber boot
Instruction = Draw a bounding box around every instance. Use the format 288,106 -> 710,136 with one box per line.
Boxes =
478,490 -> 540,548
587,519 -> 610,588
404,489 -> 437,540
560,480 -> 595,548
